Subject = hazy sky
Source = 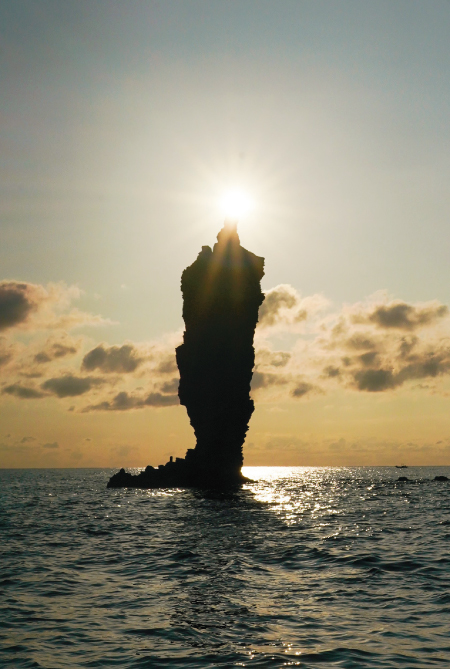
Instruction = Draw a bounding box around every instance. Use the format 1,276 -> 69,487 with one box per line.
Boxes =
2,0 -> 450,468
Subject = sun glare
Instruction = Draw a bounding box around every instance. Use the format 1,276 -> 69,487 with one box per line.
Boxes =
219,189 -> 254,220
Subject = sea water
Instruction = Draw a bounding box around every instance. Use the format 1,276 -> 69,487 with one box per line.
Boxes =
1,466 -> 450,668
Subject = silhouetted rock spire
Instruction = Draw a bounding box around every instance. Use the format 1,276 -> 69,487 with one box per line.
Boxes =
176,222 -> 265,484
107,222 -> 265,489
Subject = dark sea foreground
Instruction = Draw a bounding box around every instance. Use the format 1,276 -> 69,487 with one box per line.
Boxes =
1,467 -> 450,669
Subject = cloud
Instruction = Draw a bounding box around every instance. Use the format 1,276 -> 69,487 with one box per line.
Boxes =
144,392 -> 179,407
41,375 -> 104,398
348,347 -> 450,393
101,391 -> 137,411
345,334 -> 378,351
253,289 -> 450,398
398,335 -> 418,359
160,377 -> 179,393
82,343 -> 143,373
353,368 -> 396,392
0,317 -> 182,409
292,381 -> 321,398
34,353 -> 52,364
0,353 -> 12,366
310,294 -> 450,393
3,281 -> 450,408
49,309 -> 112,330
2,384 -> 46,399
0,337 -> 17,367
251,371 -> 287,390
34,336 -> 80,364
0,282 -> 44,331
255,347 -> 291,368
367,301 -> 448,331
0,280 -> 110,332
82,390 -> 179,412
397,353 -> 450,382
258,284 -> 300,326
258,284 -> 328,329
21,436 -> 36,443
42,441 -> 59,449
155,355 -> 178,374
358,351 -> 378,366
251,364 -> 323,401
323,366 -> 341,378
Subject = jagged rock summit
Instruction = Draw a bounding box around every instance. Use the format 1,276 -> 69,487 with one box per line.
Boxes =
108,222 -> 265,489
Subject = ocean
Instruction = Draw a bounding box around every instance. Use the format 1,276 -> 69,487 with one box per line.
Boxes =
1,466 -> 450,668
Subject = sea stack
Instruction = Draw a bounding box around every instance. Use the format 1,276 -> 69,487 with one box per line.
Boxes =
107,222 -> 265,488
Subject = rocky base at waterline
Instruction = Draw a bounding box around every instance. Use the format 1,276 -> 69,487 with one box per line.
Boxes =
107,450 -> 252,489
108,222 -> 264,490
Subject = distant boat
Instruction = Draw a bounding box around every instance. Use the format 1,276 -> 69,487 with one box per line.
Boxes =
395,464 -> 408,469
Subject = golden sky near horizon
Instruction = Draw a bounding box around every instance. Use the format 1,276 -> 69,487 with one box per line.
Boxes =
2,1 -> 450,467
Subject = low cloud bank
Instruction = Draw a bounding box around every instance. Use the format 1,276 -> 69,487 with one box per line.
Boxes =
2,279 -> 450,410
82,390 -> 179,412
252,289 -> 450,400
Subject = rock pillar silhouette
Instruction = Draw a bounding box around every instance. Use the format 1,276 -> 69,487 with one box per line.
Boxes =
176,222 -> 265,484
107,222 -> 264,488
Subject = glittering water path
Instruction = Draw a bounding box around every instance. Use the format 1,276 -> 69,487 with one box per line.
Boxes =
1,467 -> 450,668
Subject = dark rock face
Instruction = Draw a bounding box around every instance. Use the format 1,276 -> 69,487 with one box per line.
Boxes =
108,223 -> 264,489
176,223 -> 265,484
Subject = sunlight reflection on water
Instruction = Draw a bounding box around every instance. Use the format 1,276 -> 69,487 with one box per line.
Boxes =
1,466 -> 450,668
243,466 -> 356,526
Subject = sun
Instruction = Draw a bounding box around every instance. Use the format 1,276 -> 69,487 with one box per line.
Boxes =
219,189 -> 254,220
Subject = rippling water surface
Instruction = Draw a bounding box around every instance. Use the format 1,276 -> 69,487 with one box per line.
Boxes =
1,466 -> 450,668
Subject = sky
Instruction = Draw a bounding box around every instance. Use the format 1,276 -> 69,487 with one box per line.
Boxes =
2,0 -> 450,468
